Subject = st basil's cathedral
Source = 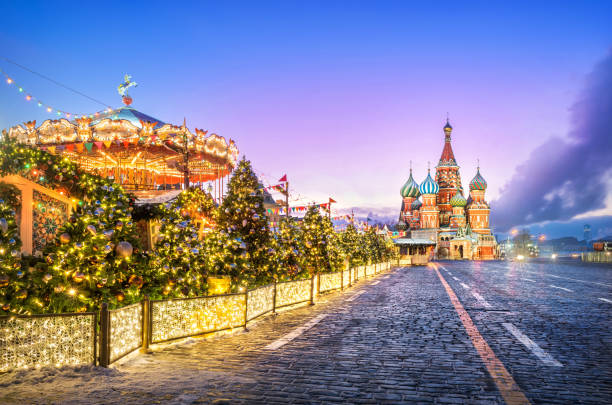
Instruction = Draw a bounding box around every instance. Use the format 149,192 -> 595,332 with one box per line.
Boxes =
398,120 -> 497,260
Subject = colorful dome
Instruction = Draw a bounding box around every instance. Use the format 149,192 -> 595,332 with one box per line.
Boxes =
469,168 -> 487,191
450,189 -> 467,207
444,119 -> 453,131
411,198 -> 422,210
419,171 -> 439,195
400,171 -> 421,198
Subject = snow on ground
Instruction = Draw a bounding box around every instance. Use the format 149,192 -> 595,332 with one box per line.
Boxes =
0,335 -> 256,405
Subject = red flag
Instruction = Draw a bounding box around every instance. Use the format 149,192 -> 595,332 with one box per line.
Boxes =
329,198 -> 337,203
278,174 -> 287,182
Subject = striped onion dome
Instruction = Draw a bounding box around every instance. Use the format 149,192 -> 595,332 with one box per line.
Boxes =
469,168 -> 487,191
450,189 -> 467,207
411,198 -> 422,210
419,171 -> 439,195
400,170 -> 421,198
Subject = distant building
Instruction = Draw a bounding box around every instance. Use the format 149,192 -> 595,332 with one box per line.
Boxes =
584,224 -> 592,244
398,120 -> 496,260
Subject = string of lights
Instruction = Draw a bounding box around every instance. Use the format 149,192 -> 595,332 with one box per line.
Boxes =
0,66 -> 112,118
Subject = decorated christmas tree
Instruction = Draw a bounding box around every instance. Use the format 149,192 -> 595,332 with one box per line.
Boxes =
0,137 -> 143,313
339,224 -> 363,268
272,218 -> 307,281
148,187 -> 216,298
216,158 -> 273,287
301,206 -> 343,273
0,182 -> 25,314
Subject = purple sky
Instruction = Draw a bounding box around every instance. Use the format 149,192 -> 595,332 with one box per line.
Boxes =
1,1 -> 611,237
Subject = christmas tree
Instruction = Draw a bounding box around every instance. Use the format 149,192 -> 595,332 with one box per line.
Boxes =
272,218 -> 307,281
301,206 -> 342,273
0,182 -> 25,314
148,188 -> 216,298
339,224 -> 363,268
216,158 -> 272,287
0,137 -> 143,313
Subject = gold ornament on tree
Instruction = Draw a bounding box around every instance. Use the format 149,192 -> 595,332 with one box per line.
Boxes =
115,241 -> 133,258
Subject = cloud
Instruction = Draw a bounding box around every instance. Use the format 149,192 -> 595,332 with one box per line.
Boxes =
490,50 -> 612,231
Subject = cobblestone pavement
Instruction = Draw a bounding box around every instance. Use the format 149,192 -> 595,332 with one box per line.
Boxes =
1,260 -> 611,404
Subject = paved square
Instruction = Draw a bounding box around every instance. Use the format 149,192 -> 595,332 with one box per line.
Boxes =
1,260 -> 610,404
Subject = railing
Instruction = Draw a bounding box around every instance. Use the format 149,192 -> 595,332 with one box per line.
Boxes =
0,312 -> 96,372
2,262 -> 393,372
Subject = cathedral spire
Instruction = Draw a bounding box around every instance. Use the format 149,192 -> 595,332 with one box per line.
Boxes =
439,118 -> 457,166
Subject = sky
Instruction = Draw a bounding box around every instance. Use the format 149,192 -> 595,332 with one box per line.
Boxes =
1,1 -> 611,238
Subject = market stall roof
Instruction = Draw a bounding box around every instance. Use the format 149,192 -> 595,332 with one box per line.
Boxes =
393,238 -> 436,245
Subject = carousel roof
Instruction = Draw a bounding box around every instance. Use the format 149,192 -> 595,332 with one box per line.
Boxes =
92,106 -> 166,129
7,104 -> 239,192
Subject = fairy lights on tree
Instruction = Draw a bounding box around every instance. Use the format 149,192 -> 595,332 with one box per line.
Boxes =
217,158 -> 273,287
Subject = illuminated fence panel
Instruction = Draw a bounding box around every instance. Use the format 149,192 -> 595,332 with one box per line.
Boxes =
343,269 -> 350,287
109,303 -> 142,363
366,264 -> 376,276
247,284 -> 274,321
276,279 -> 311,307
0,314 -> 95,372
358,266 -> 366,279
151,294 -> 246,343
319,272 -> 342,292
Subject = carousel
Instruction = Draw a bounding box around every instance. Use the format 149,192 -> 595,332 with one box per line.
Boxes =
7,76 -> 238,200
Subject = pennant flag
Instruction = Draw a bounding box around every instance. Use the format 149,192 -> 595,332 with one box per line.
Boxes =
94,141 -> 103,150
278,174 -> 287,182
65,144 -> 74,152
123,140 -> 130,149
329,198 -> 337,203
76,143 -> 84,153
56,145 -> 65,152
84,142 -> 93,152
104,141 -> 112,149
47,146 -> 56,154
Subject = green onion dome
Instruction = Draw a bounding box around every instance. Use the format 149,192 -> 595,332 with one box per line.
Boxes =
419,170 -> 439,195
400,170 -> 421,198
469,168 -> 487,191
450,189 -> 467,207
411,198 -> 422,210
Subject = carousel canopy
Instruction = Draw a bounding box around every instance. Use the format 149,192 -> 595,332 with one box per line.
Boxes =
7,106 -> 239,193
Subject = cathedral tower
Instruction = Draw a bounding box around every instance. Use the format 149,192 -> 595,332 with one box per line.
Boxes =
399,166 -> 420,228
435,120 -> 463,227
467,166 -> 490,235
449,188 -> 467,229
419,169 -> 439,229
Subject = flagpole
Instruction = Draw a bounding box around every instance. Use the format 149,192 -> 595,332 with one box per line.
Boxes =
285,179 -> 289,219
328,197 -> 332,220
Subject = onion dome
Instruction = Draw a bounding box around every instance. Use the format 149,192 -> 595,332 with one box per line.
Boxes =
469,168 -> 487,191
411,198 -> 422,210
400,170 -> 421,198
443,119 -> 453,132
450,189 -> 467,207
419,170 -> 439,195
